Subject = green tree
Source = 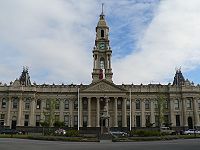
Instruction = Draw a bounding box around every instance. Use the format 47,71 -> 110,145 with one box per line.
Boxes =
157,95 -> 165,128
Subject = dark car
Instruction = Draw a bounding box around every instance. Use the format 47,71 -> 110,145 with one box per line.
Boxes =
0,129 -> 22,134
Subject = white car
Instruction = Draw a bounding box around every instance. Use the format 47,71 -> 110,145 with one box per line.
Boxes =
183,129 -> 200,135
110,131 -> 128,137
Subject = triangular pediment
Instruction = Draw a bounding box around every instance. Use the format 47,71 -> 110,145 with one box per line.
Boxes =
81,80 -> 126,92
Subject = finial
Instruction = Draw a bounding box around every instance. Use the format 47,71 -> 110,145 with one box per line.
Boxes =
101,3 -> 104,15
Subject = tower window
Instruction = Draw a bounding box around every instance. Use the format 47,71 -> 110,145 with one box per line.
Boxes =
101,29 -> 104,37
100,58 -> 105,69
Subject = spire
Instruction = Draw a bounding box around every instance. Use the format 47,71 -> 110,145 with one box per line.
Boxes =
19,66 -> 31,86
97,3 -> 107,27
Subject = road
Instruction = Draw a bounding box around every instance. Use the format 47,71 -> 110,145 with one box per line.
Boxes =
0,138 -> 200,150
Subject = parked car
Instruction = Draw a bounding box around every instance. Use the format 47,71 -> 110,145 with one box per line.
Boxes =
110,131 -> 128,137
160,127 -> 176,135
54,128 -> 66,135
0,129 -> 22,134
183,129 -> 200,135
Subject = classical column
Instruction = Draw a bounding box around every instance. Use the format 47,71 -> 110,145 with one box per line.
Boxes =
131,99 -> 135,127
69,100 -> 74,127
141,99 -> 145,127
17,96 -> 23,126
150,99 -> 155,127
96,97 -> 100,127
114,97 -> 118,127
182,98 -> 187,127
59,99 -> 64,122
193,98 -> 200,127
6,96 -> 11,127
170,98 -> 175,127
122,98 -> 127,127
30,98 -> 36,126
79,97 -> 83,127
40,99 -> 45,121
105,97 -> 109,127
87,98 -> 91,127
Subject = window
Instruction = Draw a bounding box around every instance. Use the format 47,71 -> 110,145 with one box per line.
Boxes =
118,115 -> 122,127
127,115 -> 130,127
0,114 -> 5,126
117,99 -> 122,110
74,115 -> 78,127
55,99 -> 60,110
55,115 -> 59,122
164,100 -> 169,109
64,115 -> 69,127
74,100 -> 78,110
186,98 -> 192,109
136,116 -> 141,127
101,29 -> 104,37
24,114 -> 29,126
25,101 -> 30,110
164,115 -> 169,125
12,97 -> 18,109
100,58 -> 105,69
174,99 -> 179,110
64,100 -> 69,109
136,100 -> 140,110
46,100 -> 50,109
36,99 -> 41,109
145,100 -> 150,110
155,115 -> 159,127
83,99 -> 88,110
154,100 -> 158,109
126,100 -> 130,110
145,115 -> 151,127
1,98 -> 6,109
83,116 -> 88,127
36,115 -> 40,127
176,115 -> 180,126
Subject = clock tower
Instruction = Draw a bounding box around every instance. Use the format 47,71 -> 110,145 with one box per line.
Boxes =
92,6 -> 113,83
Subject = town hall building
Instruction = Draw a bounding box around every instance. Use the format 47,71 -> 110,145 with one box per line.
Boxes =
0,10 -> 200,132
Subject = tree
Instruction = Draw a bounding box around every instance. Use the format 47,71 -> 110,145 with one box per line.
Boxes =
156,95 -> 165,128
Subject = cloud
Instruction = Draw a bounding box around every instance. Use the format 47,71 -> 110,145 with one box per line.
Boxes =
113,0 -> 200,84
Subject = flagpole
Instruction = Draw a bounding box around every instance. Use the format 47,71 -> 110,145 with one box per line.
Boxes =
78,87 -> 80,130
129,88 -> 132,131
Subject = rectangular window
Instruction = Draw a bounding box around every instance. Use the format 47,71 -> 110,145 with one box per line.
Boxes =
117,99 -> 122,110
1,98 -> 6,109
74,115 -> 78,127
136,100 -> 140,110
55,100 -> 60,110
174,99 -> 179,110
145,115 -> 151,127
25,102 -> 30,110
55,115 -> 59,122
83,116 -> 88,127
36,115 -> 40,127
0,114 -> 5,127
126,100 -> 130,110
136,116 -> 141,127
117,115 -> 122,127
24,114 -> 29,126
36,99 -> 41,109
145,100 -> 150,110
101,29 -> 104,37
46,100 -> 50,110
64,115 -> 69,127
186,98 -> 192,109
74,100 -> 78,110
83,99 -> 88,110
176,115 -> 180,126
13,98 -> 18,109
64,100 -> 69,109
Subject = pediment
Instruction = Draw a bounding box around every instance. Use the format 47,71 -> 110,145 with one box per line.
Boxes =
81,80 -> 126,92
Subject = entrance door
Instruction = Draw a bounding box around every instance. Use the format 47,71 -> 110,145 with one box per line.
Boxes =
11,120 -> 17,129
188,117 -> 193,129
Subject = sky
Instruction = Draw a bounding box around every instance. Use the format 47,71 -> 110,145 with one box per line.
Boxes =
0,0 -> 200,85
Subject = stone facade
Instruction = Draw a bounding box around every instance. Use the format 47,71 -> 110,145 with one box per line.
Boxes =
0,11 -> 200,132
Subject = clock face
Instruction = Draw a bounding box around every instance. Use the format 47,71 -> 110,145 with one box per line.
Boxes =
99,43 -> 105,50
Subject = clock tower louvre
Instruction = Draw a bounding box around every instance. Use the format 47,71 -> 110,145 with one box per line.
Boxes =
92,8 -> 113,83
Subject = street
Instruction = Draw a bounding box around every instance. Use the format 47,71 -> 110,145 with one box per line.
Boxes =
0,138 -> 200,150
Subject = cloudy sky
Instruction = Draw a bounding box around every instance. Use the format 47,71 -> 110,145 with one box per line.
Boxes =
0,0 -> 200,85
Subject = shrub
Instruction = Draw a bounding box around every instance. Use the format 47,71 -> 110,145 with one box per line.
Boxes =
65,130 -> 79,137
129,130 -> 161,137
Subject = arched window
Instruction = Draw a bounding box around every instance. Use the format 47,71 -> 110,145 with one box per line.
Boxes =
100,57 -> 105,69
101,29 -> 104,37
1,98 -> 6,108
